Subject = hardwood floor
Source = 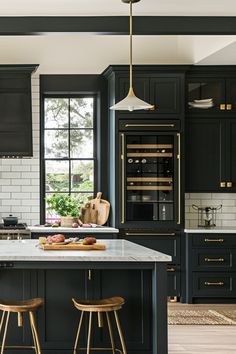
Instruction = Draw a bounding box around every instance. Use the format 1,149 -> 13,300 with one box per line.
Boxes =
168,304 -> 236,354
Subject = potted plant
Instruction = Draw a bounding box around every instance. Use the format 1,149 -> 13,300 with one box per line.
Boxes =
46,194 -> 81,227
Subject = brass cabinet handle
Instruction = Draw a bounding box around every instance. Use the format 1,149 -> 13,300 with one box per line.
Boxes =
204,281 -> 224,286
167,267 -> 176,272
227,181 -> 233,188
124,124 -> 175,128
88,270 -> 92,281
204,257 -> 225,262
220,104 -> 226,110
204,238 -> 224,243
177,133 -> 181,225
220,181 -> 226,188
121,133 -> 125,224
125,232 -> 176,236
226,103 -> 232,110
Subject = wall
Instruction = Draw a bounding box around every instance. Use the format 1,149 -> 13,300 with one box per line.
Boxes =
185,193 -> 236,228
0,73 -> 40,226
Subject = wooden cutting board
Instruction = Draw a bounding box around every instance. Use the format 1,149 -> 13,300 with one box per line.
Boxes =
40,242 -> 106,251
81,192 -> 110,225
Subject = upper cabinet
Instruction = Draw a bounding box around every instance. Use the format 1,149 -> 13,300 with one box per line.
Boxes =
105,66 -> 185,120
0,65 -> 38,158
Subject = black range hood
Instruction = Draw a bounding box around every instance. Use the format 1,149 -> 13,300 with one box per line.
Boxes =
0,64 -> 39,158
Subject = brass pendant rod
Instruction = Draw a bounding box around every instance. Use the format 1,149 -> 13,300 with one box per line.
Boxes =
129,1 -> 133,91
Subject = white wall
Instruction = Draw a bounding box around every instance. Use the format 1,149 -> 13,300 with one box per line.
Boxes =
0,74 -> 40,226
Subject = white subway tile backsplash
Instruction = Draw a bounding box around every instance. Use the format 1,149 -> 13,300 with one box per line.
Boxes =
185,193 -> 236,228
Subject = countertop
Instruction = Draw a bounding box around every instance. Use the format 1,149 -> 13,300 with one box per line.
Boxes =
185,227 -> 236,233
28,226 -> 119,233
0,239 -> 171,262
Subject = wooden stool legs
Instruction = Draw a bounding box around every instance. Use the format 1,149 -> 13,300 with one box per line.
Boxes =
73,310 -> 127,354
0,310 -> 41,354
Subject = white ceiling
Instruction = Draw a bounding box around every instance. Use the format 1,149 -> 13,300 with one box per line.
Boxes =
1,0 -> 236,16
0,35 -> 235,74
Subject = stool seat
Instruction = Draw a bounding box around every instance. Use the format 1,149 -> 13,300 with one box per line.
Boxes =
0,298 -> 43,313
72,296 -> 125,312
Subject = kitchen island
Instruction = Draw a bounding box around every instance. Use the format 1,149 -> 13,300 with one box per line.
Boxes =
0,239 -> 171,354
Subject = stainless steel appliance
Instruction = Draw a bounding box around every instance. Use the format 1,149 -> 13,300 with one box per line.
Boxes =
0,223 -> 31,240
192,204 -> 222,228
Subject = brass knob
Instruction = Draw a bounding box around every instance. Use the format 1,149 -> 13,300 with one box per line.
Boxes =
226,103 -> 232,110
220,104 -> 226,110
220,181 -> 226,188
227,181 -> 233,188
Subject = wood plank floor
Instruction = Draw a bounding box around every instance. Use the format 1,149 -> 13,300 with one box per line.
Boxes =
168,304 -> 236,354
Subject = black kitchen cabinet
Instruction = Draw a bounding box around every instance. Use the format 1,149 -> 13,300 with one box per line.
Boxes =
120,231 -> 181,297
0,65 -> 38,157
185,233 -> 236,303
186,118 -> 236,192
105,66 -> 185,119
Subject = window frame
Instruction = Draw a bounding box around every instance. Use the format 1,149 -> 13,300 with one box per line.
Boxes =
40,93 -> 97,223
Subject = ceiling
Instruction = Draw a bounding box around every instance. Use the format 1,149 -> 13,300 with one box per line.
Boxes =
0,0 -> 236,16
0,35 -> 235,74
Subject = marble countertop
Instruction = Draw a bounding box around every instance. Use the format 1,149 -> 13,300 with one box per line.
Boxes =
185,227 -> 236,234
28,226 -> 119,233
0,240 -> 171,263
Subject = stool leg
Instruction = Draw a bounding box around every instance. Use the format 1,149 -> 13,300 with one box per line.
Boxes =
114,311 -> 127,354
0,311 -> 10,354
73,311 -> 84,354
29,311 -> 41,354
86,312 -> 93,354
29,312 -> 38,354
0,312 -> 6,338
106,312 -> 115,354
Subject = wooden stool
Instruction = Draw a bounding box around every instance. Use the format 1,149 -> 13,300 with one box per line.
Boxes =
72,296 -> 127,354
0,298 -> 43,354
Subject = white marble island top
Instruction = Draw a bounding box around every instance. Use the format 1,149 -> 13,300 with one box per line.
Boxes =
0,240 -> 171,263
28,226 -> 119,233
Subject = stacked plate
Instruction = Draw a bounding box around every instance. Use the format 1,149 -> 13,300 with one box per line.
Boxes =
188,98 -> 214,109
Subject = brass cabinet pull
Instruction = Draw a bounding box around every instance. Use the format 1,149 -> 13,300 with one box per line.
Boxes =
177,133 -> 181,225
220,104 -> 226,110
220,181 -> 226,188
124,124 -> 175,128
125,232 -> 176,236
88,270 -> 92,281
121,133 -> 125,224
226,103 -> 232,110
227,181 -> 233,188
167,267 -> 176,272
204,281 -> 224,286
204,257 -> 225,262
204,238 -> 224,243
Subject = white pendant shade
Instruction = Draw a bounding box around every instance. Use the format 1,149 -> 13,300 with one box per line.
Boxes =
110,88 -> 154,111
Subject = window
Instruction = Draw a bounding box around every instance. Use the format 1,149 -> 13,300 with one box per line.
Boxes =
42,96 -> 96,222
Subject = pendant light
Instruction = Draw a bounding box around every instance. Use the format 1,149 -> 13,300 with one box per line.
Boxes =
110,0 -> 154,112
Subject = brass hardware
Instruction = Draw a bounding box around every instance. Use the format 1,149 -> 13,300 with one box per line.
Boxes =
127,144 -> 173,149
227,181 -> 233,188
204,281 -> 224,286
127,152 -> 173,157
226,103 -> 232,110
125,123 -> 175,128
177,133 -> 181,225
204,257 -> 225,262
204,238 -> 224,243
167,267 -> 176,272
220,181 -> 226,188
127,186 -> 172,191
121,133 -> 125,224
127,177 -> 173,183
125,232 -> 175,236
220,104 -> 226,110
168,296 -> 178,303
88,269 -> 92,281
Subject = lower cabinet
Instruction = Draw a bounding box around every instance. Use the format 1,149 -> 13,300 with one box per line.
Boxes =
119,231 -> 181,297
186,233 -> 236,303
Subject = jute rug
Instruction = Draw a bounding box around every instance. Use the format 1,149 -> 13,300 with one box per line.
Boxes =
168,305 -> 236,325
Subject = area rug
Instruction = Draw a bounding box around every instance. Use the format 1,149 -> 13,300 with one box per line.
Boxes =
168,309 -> 236,325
